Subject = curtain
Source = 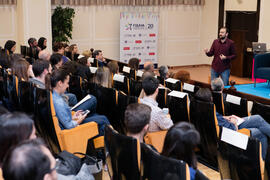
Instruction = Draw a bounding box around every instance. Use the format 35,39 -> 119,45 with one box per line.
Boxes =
0,0 -> 16,5
51,0 -> 205,6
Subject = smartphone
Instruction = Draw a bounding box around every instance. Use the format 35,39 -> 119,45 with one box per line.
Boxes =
82,110 -> 90,116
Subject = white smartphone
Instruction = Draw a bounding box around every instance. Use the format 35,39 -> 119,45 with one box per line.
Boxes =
82,110 -> 90,116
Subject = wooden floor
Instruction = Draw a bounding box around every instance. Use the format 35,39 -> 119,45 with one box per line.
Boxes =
170,65 -> 253,85
102,65 -> 253,180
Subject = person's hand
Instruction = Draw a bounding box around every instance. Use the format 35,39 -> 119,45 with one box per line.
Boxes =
72,110 -> 87,125
220,54 -> 226,60
204,48 -> 209,53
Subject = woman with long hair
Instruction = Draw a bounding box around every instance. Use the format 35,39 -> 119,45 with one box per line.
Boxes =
162,122 -> 208,180
38,37 -> 47,50
4,40 -> 16,55
11,59 -> 33,81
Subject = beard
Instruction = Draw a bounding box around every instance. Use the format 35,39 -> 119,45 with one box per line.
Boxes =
219,35 -> 226,40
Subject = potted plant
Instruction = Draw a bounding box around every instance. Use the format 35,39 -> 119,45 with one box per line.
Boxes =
52,6 -> 75,43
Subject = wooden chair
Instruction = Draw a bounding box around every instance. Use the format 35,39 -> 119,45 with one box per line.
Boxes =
224,94 -> 249,117
212,91 -> 225,115
156,87 -> 171,109
49,91 -> 99,155
144,130 -> 167,153
104,125 -> 141,180
167,91 -> 190,123
141,143 -> 190,180
113,74 -> 130,95
251,101 -> 270,123
217,127 -> 264,180
165,78 -> 182,91
129,78 -> 142,97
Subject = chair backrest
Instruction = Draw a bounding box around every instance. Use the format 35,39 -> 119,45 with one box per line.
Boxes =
218,127 -> 264,180
251,101 -> 270,123
68,75 -> 86,101
190,99 -> 219,168
129,79 -> 142,97
165,78 -> 182,91
156,87 -> 171,109
33,88 -> 61,154
254,53 -> 270,79
140,143 -> 190,180
224,94 -> 249,117
104,125 -> 141,180
144,130 -> 167,153
18,81 -> 34,114
212,91 -> 225,115
113,74 -> 130,95
167,91 -> 190,123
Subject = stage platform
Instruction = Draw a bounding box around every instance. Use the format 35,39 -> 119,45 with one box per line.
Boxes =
225,83 -> 270,100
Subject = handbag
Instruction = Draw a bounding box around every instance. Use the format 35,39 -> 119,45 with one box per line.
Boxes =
74,152 -> 103,174
56,150 -> 82,175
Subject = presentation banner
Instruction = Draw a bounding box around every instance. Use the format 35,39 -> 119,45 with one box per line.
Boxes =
120,12 -> 159,65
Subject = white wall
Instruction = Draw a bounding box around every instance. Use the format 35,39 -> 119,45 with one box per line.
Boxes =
259,0 -> 270,48
65,0 -> 219,66
0,5 -> 17,50
225,0 -> 257,11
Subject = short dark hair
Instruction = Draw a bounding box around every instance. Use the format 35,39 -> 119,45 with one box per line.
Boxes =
0,112 -> 34,164
52,42 -> 64,52
93,50 -> 102,58
50,69 -> 69,88
142,76 -> 159,96
50,53 -> 63,67
32,59 -> 50,77
38,37 -> 47,50
124,103 -> 151,134
2,139 -> 51,180
220,27 -> 229,33
28,38 -> 36,46
161,122 -> 200,169
194,88 -> 212,102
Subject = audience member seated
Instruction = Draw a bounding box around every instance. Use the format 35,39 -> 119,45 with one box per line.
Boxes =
195,88 -> 270,159
93,50 -> 106,67
50,53 -> 63,70
144,61 -> 154,73
0,112 -> 36,167
140,76 -> 173,132
66,44 -> 79,61
161,122 -> 208,180
94,67 -> 112,88
28,38 -> 40,59
52,42 -> 69,64
159,65 -> 169,80
173,70 -> 191,83
107,61 -> 119,75
4,40 -> 16,55
51,69 -> 110,135
211,77 -> 224,93
11,58 -> 33,81
77,56 -> 91,80
30,59 -> 52,89
128,57 -> 140,70
82,50 -> 92,58
38,37 -> 47,50
125,103 -> 151,143
0,48 -> 11,68
2,139 -> 57,180
38,50 -> 51,61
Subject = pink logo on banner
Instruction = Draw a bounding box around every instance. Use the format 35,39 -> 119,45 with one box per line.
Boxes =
149,52 -> 155,56
149,33 -> 156,37
135,40 -> 142,43
123,47 -> 130,50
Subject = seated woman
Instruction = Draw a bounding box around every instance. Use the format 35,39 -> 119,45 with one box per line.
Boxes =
161,122 -> 208,180
195,88 -> 270,160
38,37 -> 47,50
11,58 -> 34,81
51,69 -> 110,135
95,67 -> 112,88
0,112 -> 37,167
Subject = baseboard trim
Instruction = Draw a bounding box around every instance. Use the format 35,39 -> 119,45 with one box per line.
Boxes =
168,64 -> 211,69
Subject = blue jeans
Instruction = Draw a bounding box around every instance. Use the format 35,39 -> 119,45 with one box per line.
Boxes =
239,115 -> 270,159
73,95 -> 110,136
211,68 -> 230,86
65,93 -> 78,107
